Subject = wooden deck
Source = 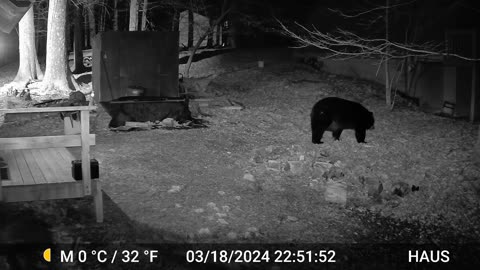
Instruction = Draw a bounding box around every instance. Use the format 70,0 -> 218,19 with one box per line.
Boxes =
1,148 -> 75,186
0,106 -> 103,222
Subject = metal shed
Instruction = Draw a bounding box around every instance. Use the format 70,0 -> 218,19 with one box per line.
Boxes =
92,31 -> 180,102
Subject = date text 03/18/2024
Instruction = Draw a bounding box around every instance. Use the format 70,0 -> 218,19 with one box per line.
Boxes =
54,248 -> 452,265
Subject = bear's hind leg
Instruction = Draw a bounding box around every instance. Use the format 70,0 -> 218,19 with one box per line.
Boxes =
332,129 -> 343,140
355,128 -> 367,143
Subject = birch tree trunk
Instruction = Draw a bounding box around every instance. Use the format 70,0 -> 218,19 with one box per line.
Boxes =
141,0 -> 149,31
113,0 -> 119,31
129,0 -> 139,31
42,0 -> 71,95
14,6 -> 43,84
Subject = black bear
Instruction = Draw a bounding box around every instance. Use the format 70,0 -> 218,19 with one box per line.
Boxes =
310,97 -> 374,144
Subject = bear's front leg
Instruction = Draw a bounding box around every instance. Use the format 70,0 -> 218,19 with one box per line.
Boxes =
312,127 -> 325,144
332,129 -> 343,140
355,128 -> 367,143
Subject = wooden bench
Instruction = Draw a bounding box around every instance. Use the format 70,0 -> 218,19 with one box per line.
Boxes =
0,106 -> 103,222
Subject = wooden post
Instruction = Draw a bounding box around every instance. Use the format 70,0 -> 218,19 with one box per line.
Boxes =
94,181 -> 104,222
80,110 -> 91,196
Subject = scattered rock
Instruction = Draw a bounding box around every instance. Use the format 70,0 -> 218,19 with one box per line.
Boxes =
333,160 -> 343,167
252,154 -> 263,164
325,180 -> 347,206
167,185 -> 182,193
287,216 -> 299,222
265,145 -> 274,153
227,232 -> 237,240
324,166 -> 344,179
207,202 -> 217,208
194,208 -> 205,213
243,173 -> 255,182
360,177 -> 384,199
266,160 -> 282,172
309,179 -> 324,191
392,182 -> 419,197
313,162 -> 333,177
207,202 -> 219,211
218,219 -> 229,225
286,161 -> 304,175
161,117 -> 175,127
198,228 -> 211,235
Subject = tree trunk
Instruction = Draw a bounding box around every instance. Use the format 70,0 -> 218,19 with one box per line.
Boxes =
207,18 -> 214,47
84,9 -> 89,47
227,0 -> 238,48
172,9 -> 180,32
141,0 -> 149,31
100,5 -> 105,32
129,0 -> 139,31
42,0 -> 70,95
385,0 -> 391,106
188,8 -> 194,48
73,5 -> 85,74
14,6 -> 43,84
113,0 -> 119,31
216,24 -> 222,46
88,6 -> 96,47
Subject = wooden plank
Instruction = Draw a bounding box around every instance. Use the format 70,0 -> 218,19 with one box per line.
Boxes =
21,149 -> 47,184
0,106 -> 96,114
45,148 -> 74,183
37,148 -> 70,183
55,147 -> 75,163
0,134 -> 95,150
0,150 -> 24,185
1,180 -> 101,202
29,149 -> 59,184
109,100 -> 185,104
81,110 -> 92,196
12,150 -> 35,185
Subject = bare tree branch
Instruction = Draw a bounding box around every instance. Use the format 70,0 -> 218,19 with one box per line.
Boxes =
278,20 -> 479,62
